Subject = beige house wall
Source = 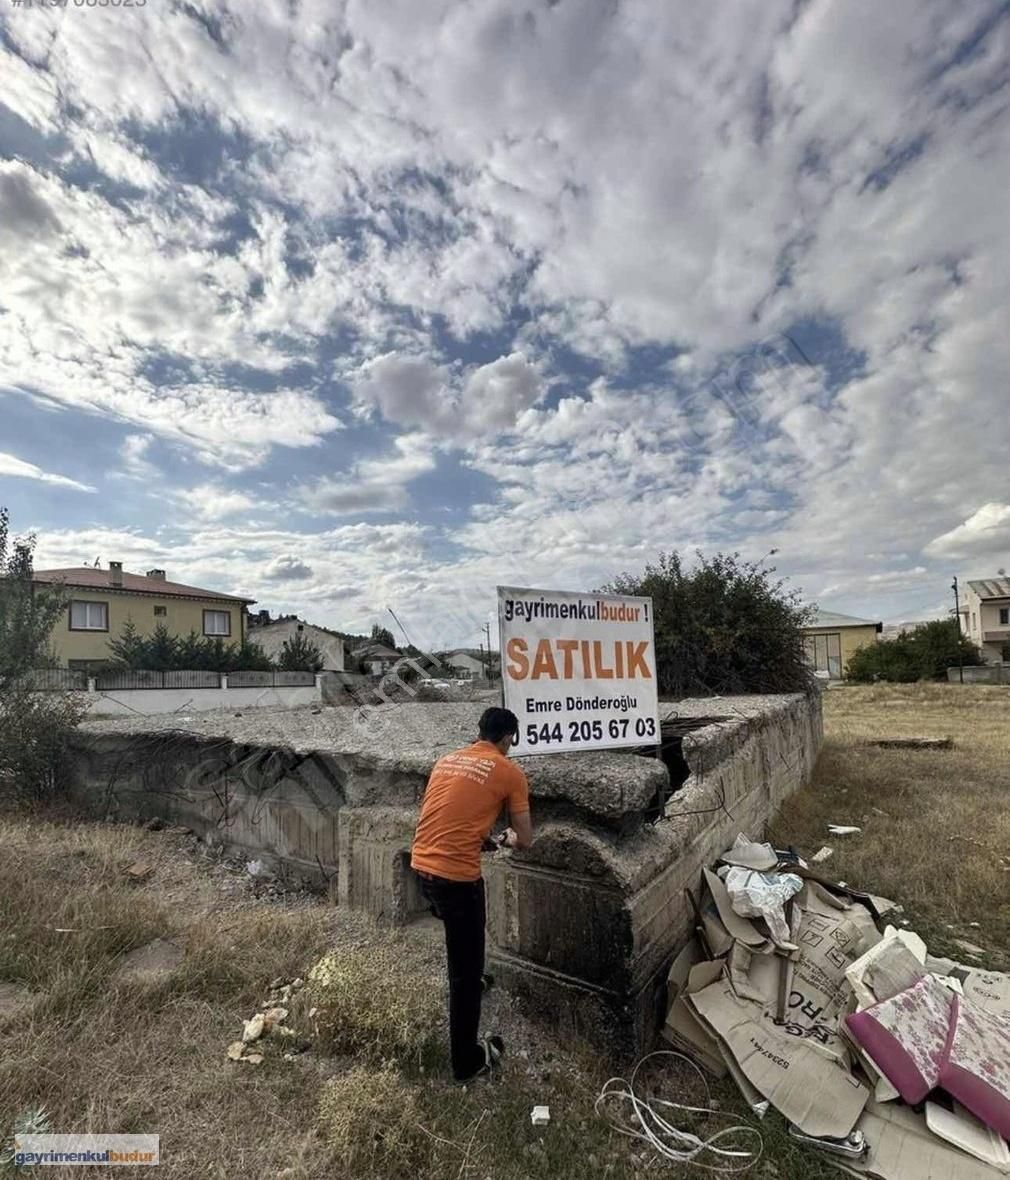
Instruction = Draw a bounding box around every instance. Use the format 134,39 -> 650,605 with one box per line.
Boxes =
961,584 -> 1010,663
803,624 -> 879,676
47,587 -> 246,666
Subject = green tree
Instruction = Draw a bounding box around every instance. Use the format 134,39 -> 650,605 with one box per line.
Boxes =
370,623 -> 397,650
0,507 -> 86,802
0,507 -> 66,692
605,550 -> 815,698
278,632 -> 325,672
107,618 -> 145,668
234,638 -> 274,671
847,620 -> 984,683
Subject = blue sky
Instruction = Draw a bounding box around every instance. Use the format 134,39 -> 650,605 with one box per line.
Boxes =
1,0 -> 1009,647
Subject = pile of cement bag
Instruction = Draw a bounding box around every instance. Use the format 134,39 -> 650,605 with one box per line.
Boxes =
664,835 -> 1010,1179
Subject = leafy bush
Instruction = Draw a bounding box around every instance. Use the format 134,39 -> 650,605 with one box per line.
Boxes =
317,1065 -> 426,1178
278,632 -> 324,672
605,550 -> 815,697
0,507 -> 86,802
306,941 -> 445,1067
108,622 -> 273,672
847,620 -> 984,683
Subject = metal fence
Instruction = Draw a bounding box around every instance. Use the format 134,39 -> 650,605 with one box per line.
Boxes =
29,668 -> 319,691
228,670 -> 316,688
93,669 -> 224,691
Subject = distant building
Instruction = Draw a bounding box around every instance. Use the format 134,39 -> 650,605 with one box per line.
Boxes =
352,640 -> 401,676
32,563 -> 254,671
444,652 -> 488,679
801,609 -> 882,680
958,578 -> 1010,664
249,614 -> 345,671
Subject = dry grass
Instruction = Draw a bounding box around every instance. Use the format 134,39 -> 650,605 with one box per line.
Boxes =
306,941 -> 446,1068
770,683 -> 1010,964
2,684 -> 1009,1179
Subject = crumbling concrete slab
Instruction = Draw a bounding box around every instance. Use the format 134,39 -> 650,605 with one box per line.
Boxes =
70,691 -> 823,1050
870,736 -> 953,750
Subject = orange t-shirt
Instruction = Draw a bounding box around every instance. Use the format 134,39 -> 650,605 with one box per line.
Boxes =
411,741 -> 530,882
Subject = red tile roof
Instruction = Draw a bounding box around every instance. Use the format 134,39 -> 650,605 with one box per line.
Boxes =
33,567 -> 255,604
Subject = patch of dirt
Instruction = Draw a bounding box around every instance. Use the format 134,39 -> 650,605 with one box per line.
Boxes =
112,937 -> 185,984
0,981 -> 38,1021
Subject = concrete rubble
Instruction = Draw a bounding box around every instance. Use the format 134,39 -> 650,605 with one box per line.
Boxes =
666,834 -> 1010,1179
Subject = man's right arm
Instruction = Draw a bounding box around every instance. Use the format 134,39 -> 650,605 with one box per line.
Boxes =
504,767 -> 532,850
506,810 -> 533,850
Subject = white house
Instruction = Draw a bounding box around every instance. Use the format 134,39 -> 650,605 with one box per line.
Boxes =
444,651 -> 489,679
352,641 -> 401,676
958,577 -> 1010,664
250,616 -> 345,670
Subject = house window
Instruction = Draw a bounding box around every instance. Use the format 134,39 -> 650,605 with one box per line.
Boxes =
154,605 -> 167,617
804,632 -> 843,678
203,610 -> 231,637
1000,608 -> 1009,626
69,600 -> 108,631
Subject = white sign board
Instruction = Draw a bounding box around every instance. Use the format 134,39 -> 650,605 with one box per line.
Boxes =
498,585 -> 660,756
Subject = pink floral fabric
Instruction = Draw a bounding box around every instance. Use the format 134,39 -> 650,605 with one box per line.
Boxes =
945,995 -> 1010,1139
846,975 -> 951,1099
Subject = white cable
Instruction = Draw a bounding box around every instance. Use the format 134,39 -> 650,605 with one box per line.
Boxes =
594,1050 -> 763,1173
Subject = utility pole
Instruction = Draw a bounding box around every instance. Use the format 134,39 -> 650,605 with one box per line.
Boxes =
482,621 -> 493,679
951,576 -> 964,684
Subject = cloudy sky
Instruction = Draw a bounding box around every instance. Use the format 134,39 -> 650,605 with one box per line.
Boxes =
1,0 -> 1008,647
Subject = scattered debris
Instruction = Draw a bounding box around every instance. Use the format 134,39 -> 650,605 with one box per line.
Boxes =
954,939 -> 987,958
242,1013 -> 266,1043
243,1053 -> 264,1066
828,824 -> 862,836
530,1105 -> 551,1127
142,816 -> 165,831
123,860 -> 154,882
870,736 -> 953,750
663,833 -> 1010,1180
811,846 -> 835,864
164,825 -> 192,836
226,1042 -> 245,1061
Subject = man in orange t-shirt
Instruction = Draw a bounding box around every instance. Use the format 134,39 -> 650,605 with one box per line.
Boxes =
412,706 -> 532,1082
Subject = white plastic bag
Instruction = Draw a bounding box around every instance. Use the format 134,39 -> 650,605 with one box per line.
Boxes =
723,867 -> 802,945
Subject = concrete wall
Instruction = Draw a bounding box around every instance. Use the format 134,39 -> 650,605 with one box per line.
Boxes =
83,680 -> 322,716
65,692 -> 822,1050
50,586 -> 246,666
947,664 -> 1010,684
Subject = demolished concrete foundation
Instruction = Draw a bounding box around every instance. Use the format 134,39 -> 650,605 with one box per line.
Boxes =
68,692 -> 822,1050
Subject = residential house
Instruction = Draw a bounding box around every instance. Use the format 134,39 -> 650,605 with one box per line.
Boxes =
32,563 -> 255,671
248,613 -> 345,670
801,609 -> 882,680
958,577 -> 1010,664
352,640 -> 401,676
444,651 -> 487,679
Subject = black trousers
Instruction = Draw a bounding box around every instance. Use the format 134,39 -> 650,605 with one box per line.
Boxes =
417,873 -> 487,1080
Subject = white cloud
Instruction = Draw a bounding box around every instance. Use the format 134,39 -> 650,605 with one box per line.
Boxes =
0,451 -> 95,492
925,504 -> 1010,560
177,484 -> 259,520
353,351 -> 542,440
302,433 -> 436,515
263,555 -> 314,581
4,0 -> 1010,634
119,434 -> 157,480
